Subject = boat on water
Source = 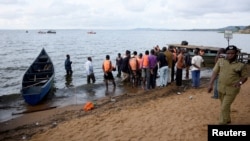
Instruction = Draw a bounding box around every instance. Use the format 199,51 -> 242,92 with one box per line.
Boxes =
168,43 -> 250,65
38,31 -> 46,34
87,31 -> 96,34
47,30 -> 56,34
21,48 -> 55,105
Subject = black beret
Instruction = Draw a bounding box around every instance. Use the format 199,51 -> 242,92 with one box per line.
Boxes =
225,45 -> 238,51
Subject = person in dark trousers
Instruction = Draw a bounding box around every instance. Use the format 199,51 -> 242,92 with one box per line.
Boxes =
141,50 -> 150,90
116,53 -> 123,78
102,55 -> 116,89
176,49 -> 185,86
184,49 -> 192,79
170,47 -> 177,82
85,57 -> 96,84
129,52 -> 139,87
65,54 -> 73,75
136,53 -> 143,86
121,50 -> 131,82
148,49 -> 158,89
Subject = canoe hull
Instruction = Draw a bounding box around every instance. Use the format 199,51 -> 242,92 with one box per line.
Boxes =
21,75 -> 54,105
21,48 -> 55,105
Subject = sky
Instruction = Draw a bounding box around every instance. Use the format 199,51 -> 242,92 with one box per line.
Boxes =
0,0 -> 249,30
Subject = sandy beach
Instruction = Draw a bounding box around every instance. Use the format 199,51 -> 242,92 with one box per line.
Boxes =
0,76 -> 250,141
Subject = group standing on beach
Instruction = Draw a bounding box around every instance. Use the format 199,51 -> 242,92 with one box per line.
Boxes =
64,43 -> 248,125
64,44 -> 208,90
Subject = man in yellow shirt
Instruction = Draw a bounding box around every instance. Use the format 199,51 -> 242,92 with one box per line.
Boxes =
208,45 -> 248,125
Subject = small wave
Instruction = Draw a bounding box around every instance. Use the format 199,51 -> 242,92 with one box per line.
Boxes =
0,66 -> 28,71
2,81 -> 20,88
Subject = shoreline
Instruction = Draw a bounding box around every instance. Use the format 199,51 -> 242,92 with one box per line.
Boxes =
0,67 -> 213,123
0,78 -> 200,139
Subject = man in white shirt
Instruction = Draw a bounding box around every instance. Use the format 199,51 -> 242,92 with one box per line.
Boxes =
191,48 -> 204,88
85,57 -> 96,84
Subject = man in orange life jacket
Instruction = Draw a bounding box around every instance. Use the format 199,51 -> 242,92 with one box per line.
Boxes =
129,51 -> 139,87
141,50 -> 150,90
102,55 -> 116,89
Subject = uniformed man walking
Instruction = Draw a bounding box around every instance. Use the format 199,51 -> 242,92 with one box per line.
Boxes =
207,45 -> 248,125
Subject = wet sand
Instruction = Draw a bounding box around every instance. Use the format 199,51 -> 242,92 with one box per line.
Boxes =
0,80 -> 129,122
0,68 -> 213,122
0,76 -> 249,141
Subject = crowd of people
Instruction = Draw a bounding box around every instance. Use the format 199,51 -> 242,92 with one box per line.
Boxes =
114,46 -> 208,90
64,45 -> 207,90
64,44 -> 248,125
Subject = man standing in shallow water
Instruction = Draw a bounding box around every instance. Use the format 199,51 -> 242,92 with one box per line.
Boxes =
116,53 -> 123,78
65,54 -> 73,75
102,55 -> 116,89
208,45 -> 248,125
85,57 -> 96,84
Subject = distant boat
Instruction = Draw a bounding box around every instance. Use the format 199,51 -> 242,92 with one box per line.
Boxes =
38,31 -> 46,34
26,30 -> 28,33
87,31 -> 96,34
21,48 -> 55,105
47,30 -> 56,34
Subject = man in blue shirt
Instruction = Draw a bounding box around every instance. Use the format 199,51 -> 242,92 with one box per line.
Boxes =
65,54 -> 73,75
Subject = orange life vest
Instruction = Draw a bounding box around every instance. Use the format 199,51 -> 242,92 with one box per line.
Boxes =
103,60 -> 112,72
142,55 -> 149,68
137,57 -> 143,69
129,57 -> 138,71
83,102 -> 94,111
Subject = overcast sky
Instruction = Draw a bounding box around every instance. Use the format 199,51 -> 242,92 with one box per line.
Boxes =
0,0 -> 249,30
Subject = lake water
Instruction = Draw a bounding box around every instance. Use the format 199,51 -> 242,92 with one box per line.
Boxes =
1,30 -> 250,97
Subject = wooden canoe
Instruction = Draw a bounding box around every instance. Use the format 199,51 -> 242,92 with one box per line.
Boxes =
21,48 -> 55,105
